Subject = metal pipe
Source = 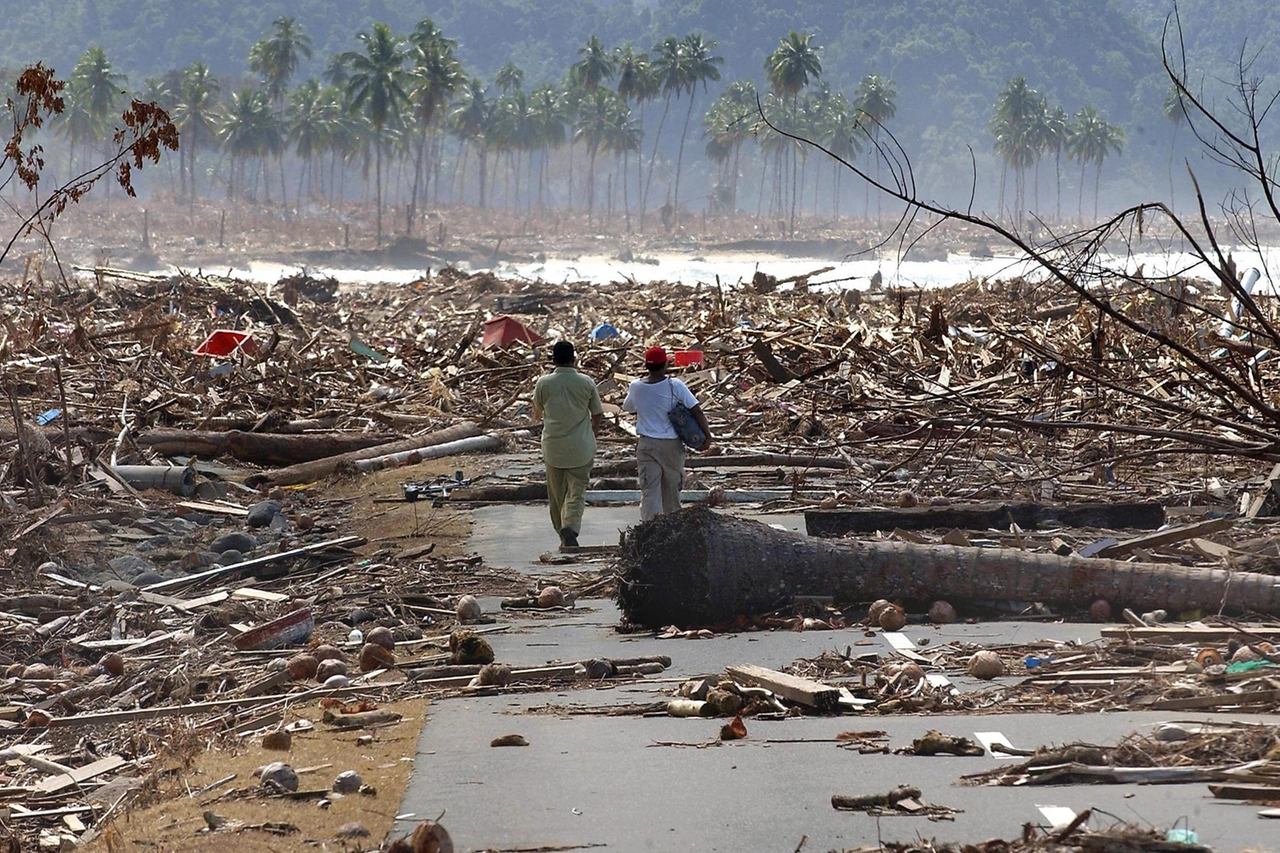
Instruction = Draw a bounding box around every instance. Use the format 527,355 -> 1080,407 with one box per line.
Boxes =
109,465 -> 195,497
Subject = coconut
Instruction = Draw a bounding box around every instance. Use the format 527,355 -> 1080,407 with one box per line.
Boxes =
365,625 -> 395,651
878,604 -> 907,632
312,644 -> 343,662
897,490 -> 919,508
1088,599 -> 1112,622
1195,648 -> 1225,668
1232,645 -> 1260,664
287,654 -> 319,680
22,663 -> 56,680
257,761 -> 299,793
966,650 -> 1006,680
537,586 -> 566,608
867,599 -> 893,624
99,652 -> 125,677
928,601 -> 957,624
409,820 -> 454,853
295,514 -> 315,531
358,642 -> 395,672
316,658 -> 348,682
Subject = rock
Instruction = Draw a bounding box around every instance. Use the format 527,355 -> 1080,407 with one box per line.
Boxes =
366,626 -> 395,651
344,608 -> 378,626
490,734 -> 528,747
257,762 -> 298,792
262,731 -> 292,751
322,674 -> 350,688
215,550 -> 244,566
1088,599 -> 1112,621
332,770 -> 363,793
316,659 -> 347,681
392,625 -> 424,642
131,571 -> 165,586
455,594 -> 482,624
179,551 -> 218,572
246,500 -> 282,529
110,555 -> 155,576
296,514 -> 315,531
336,822 -> 370,839
211,532 -> 255,554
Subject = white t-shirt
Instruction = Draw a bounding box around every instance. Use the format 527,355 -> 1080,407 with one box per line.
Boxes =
623,377 -> 699,439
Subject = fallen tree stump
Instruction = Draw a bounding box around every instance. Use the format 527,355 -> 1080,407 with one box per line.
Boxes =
618,507 -> 1280,628
139,429 -> 399,466
804,501 -> 1165,536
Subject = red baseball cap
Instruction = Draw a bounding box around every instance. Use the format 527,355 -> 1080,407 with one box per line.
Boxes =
644,345 -> 668,366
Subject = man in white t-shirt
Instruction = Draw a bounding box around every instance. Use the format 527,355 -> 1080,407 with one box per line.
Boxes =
622,346 -> 713,521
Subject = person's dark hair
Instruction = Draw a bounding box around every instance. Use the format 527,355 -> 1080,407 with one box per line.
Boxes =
552,340 -> 575,365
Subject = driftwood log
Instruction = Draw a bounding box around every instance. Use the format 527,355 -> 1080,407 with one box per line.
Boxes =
139,429 -> 398,466
246,422 -> 483,487
804,501 -> 1165,536
617,507 -> 1280,628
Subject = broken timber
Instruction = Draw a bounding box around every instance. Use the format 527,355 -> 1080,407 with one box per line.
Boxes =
805,501 -> 1165,537
724,664 -> 840,710
619,507 -> 1280,628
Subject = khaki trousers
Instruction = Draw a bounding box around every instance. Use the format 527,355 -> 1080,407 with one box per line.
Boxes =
637,436 -> 685,521
546,460 -> 592,534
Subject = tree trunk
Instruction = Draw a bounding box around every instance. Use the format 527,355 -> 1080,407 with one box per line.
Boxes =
245,422 -> 484,487
617,507 -> 1280,628
137,429 -> 400,466
672,92 -> 696,221
642,95 -> 673,229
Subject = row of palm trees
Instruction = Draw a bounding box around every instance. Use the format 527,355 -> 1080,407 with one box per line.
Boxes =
45,18 -> 1130,240
989,76 -> 1125,223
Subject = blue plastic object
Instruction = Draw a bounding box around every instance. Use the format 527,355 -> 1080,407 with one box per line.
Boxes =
35,408 -> 61,426
1025,655 -> 1055,669
590,323 -> 619,341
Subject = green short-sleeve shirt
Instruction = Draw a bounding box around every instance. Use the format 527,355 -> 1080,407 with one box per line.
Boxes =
533,367 -> 603,468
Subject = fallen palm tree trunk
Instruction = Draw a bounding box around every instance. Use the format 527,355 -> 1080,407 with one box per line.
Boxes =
139,428 -> 399,466
246,422 -> 482,487
617,507 -> 1280,628
351,434 -> 502,472
805,501 -> 1165,536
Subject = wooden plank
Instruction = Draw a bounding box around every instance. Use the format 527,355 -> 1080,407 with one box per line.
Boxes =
142,536 -> 363,592
1100,625 -> 1280,642
1152,690 -> 1280,710
724,663 -> 840,710
1094,517 -> 1235,559
1210,783 -> 1280,801
33,755 -> 128,794
231,587 -> 289,604
409,664 -> 579,688
805,501 -> 1165,537
176,501 -> 248,517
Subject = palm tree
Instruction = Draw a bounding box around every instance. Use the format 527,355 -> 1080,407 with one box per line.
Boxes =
670,33 -> 722,220
575,87 -> 631,221
529,84 -> 566,208
703,80 -> 757,214
1163,84 -> 1187,212
249,17 -> 312,108
1068,105 -> 1124,221
765,31 -> 822,236
288,79 -> 331,203
853,73 -> 896,224
405,20 -> 463,231
219,88 -> 281,200
572,35 -> 617,92
172,61 -> 221,200
990,77 -> 1042,223
68,47 -> 127,198
615,45 -> 656,216
342,22 -> 408,243
1041,104 -> 1070,222
495,62 -> 524,94
452,77 -> 493,207
642,36 -> 683,225
603,100 -> 641,228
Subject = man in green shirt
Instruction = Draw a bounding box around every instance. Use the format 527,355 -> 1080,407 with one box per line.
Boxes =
532,341 -> 603,547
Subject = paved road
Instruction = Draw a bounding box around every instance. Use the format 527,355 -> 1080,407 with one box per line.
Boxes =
396,504 -> 1280,852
